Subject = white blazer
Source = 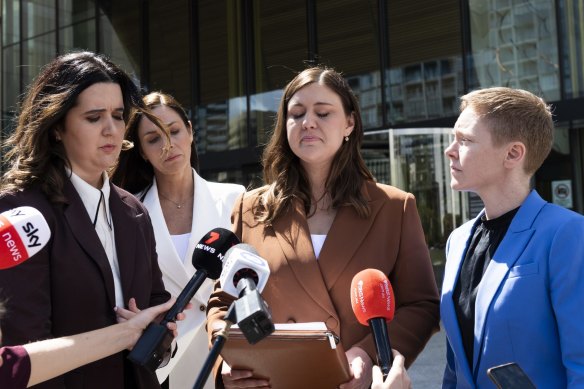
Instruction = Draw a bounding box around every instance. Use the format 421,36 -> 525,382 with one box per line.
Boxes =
139,169 -> 245,389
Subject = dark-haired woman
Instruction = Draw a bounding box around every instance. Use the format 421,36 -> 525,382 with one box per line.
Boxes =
0,51 -> 171,389
112,92 -> 244,389
207,67 -> 440,389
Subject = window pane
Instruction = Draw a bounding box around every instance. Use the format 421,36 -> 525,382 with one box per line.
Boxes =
197,0 -> 246,153
23,33 -> 56,87
318,0 -> 382,129
363,128 -> 469,284
253,1 -> 307,145
59,21 -> 96,52
98,1 -> 141,79
2,45 -> 20,115
59,0 -> 95,27
468,0 -> 560,101
23,0 -> 56,39
148,0 -> 191,109
2,0 -> 21,45
558,0 -> 584,98
388,0 -> 463,123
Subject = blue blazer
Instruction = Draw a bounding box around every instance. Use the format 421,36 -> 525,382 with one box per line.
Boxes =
441,190 -> 584,388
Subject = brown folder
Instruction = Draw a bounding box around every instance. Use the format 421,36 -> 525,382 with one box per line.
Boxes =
220,323 -> 352,389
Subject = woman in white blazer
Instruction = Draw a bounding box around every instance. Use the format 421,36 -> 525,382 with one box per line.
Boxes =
112,92 -> 245,389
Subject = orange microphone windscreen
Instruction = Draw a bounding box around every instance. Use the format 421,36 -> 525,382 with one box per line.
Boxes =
350,268 -> 395,326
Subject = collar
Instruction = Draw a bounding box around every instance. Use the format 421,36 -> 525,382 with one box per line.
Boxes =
68,169 -> 112,226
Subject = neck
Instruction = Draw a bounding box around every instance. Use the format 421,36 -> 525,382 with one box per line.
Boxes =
479,177 -> 531,220
155,167 -> 194,203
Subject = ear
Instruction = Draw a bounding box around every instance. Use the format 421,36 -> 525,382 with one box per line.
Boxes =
345,112 -> 355,137
504,142 -> 526,169
188,120 -> 194,142
54,125 -> 63,141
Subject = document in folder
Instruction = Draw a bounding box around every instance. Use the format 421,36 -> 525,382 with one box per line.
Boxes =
221,322 -> 352,389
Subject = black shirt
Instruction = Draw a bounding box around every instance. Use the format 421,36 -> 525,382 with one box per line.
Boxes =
453,207 -> 519,368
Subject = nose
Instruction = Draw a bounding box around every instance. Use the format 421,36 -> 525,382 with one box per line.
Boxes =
102,115 -> 120,136
444,139 -> 457,158
302,111 -> 317,129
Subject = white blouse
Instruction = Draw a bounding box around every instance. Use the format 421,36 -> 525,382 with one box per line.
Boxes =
311,234 -> 327,259
69,171 -> 124,307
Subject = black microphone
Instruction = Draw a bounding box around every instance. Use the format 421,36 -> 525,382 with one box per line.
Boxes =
128,227 -> 239,370
350,269 -> 396,379
193,244 -> 273,389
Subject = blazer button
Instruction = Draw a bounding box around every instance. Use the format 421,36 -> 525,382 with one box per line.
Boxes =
286,318 -> 296,323
326,316 -> 339,329
199,304 -> 206,312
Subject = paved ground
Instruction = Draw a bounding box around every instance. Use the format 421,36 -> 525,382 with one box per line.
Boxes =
407,324 -> 447,388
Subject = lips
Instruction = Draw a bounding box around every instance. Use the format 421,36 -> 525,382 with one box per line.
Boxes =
100,144 -> 117,153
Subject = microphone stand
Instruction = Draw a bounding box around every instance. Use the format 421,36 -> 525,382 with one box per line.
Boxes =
193,304 -> 237,389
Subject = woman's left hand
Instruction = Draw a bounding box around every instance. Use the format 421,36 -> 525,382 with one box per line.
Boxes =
115,297 -> 190,338
338,346 -> 373,389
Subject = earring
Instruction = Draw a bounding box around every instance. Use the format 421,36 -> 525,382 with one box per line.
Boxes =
344,136 -> 349,142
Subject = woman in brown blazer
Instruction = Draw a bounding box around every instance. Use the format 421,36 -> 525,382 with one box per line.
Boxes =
207,67 -> 440,388
0,51 -> 172,389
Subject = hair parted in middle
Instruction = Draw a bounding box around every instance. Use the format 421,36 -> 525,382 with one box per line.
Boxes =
111,91 -> 199,194
256,66 -> 374,225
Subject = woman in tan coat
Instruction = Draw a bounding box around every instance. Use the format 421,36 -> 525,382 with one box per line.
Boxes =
207,67 -> 439,389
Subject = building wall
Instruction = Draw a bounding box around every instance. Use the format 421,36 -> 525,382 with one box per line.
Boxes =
1,1 -> 583,262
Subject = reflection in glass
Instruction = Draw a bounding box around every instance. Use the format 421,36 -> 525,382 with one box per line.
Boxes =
22,0 -> 56,39
58,0 -> 95,26
23,34 -> 57,87
2,0 -> 21,45
250,90 -> 282,145
59,21 -> 96,53
148,0 -> 190,108
2,46 -> 20,114
197,0 -> 246,154
557,0 -> 584,98
318,0 -> 382,128
468,0 -> 560,101
254,1 -> 307,145
363,128 -> 468,275
386,0 -> 463,124
98,2 -> 141,80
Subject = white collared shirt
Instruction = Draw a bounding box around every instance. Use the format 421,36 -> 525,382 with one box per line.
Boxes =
311,234 -> 326,260
69,170 -> 124,307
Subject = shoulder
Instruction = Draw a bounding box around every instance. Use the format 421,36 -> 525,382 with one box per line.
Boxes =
240,185 -> 266,203
0,186 -> 54,214
195,171 -> 245,201
366,181 -> 413,202
111,184 -> 147,213
206,180 -> 246,198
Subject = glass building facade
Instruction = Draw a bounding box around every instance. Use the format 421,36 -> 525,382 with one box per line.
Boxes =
2,0 -> 584,277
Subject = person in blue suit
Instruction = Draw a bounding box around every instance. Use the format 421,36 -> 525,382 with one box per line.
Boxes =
441,86 -> 584,388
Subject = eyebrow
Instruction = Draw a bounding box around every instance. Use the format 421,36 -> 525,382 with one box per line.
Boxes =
289,101 -> 334,108
83,107 -> 124,114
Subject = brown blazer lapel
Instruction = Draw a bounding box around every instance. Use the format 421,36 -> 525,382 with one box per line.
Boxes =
63,181 -> 117,308
272,200 -> 339,318
318,183 -> 384,287
109,186 -> 137,302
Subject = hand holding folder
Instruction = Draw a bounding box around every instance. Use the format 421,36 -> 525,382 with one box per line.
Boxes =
220,322 -> 351,389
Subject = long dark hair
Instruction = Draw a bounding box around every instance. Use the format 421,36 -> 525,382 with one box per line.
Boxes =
111,91 -> 199,194
0,51 -> 160,203
257,67 -> 373,224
